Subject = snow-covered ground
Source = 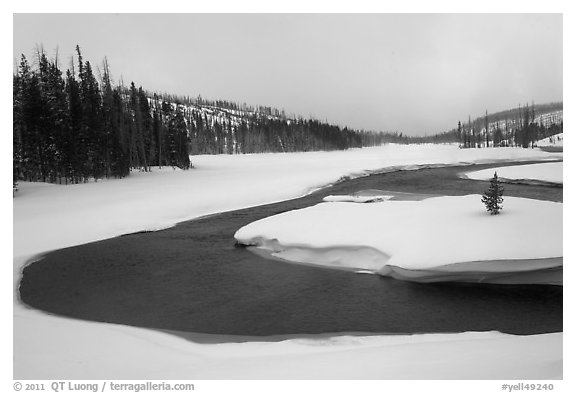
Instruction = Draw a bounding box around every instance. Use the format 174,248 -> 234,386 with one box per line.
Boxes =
13,144 -> 564,382
536,133 -> 563,147
463,162 -> 563,184
234,195 -> 562,283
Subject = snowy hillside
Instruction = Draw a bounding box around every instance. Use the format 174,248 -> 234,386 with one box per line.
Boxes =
153,97 -> 288,130
484,110 -> 563,136
536,133 -> 563,147
445,105 -> 563,148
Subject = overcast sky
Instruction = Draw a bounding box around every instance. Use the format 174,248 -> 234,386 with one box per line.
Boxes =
13,13 -> 562,136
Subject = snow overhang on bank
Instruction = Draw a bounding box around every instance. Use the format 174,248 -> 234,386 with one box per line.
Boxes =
463,162 -> 562,185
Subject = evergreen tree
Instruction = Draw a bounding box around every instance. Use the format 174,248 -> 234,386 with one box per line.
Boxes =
481,172 -> 504,215
484,110 -> 489,148
13,71 -> 23,193
493,123 -> 503,147
170,106 -> 191,169
152,104 -> 164,166
128,82 -> 147,170
38,52 -> 69,182
101,58 -> 130,178
65,68 -> 82,182
18,55 -> 45,182
137,86 -> 155,167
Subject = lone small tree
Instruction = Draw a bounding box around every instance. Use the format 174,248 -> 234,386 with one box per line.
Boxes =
481,172 -> 504,214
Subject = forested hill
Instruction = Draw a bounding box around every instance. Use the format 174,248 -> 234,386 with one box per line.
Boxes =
417,102 -> 563,146
13,47 -> 403,185
146,95 -> 399,156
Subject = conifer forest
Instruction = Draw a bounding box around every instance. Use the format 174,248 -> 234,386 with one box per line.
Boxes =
13,46 -> 403,185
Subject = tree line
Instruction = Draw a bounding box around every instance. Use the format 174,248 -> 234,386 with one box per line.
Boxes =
13,46 -> 191,186
13,46 -> 405,188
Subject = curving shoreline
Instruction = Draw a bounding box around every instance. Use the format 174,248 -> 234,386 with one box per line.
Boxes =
18,160 -> 563,338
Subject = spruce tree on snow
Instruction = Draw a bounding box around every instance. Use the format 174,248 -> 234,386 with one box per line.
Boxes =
481,172 -> 504,215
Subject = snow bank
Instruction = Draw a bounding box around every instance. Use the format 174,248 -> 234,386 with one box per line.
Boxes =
234,195 -> 562,282
323,195 -> 391,202
323,191 -> 394,203
12,144 -> 563,380
463,162 -> 563,184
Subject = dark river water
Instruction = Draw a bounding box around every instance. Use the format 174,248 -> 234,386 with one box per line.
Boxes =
19,161 -> 563,338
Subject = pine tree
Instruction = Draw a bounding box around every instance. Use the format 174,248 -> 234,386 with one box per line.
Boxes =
484,110 -> 489,148
481,172 -> 504,215
13,71 -> 23,194
171,107 -> 190,169
65,68 -> 82,182
493,123 -> 503,147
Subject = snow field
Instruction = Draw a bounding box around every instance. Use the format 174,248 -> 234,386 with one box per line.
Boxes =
12,144 -> 564,381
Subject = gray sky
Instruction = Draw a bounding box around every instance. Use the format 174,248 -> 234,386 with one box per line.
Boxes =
13,13 -> 562,136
